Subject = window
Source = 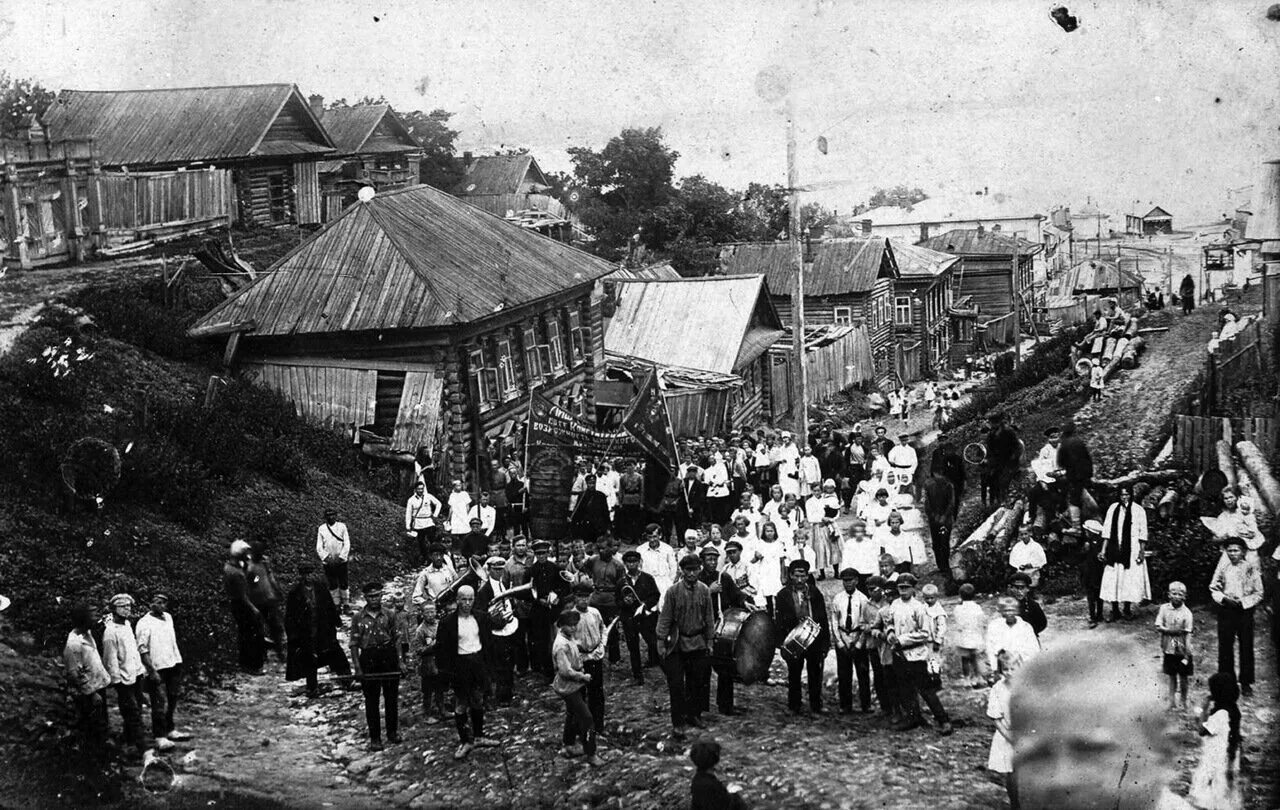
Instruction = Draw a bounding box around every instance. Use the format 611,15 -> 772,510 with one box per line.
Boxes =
833,306 -> 852,325
567,307 -> 585,365
497,339 -> 517,397
546,317 -> 566,372
522,324 -> 543,382
470,347 -> 499,407
895,296 -> 913,325
265,171 -> 289,223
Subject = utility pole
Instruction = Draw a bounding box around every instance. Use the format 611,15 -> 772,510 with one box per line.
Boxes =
787,101 -> 808,443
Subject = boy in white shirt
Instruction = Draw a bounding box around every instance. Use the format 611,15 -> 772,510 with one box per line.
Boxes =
1007,533 -> 1048,588
135,592 -> 188,749
950,583 -> 987,687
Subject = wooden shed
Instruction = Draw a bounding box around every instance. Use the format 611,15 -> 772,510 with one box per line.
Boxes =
1125,206 -> 1173,236
188,182 -> 616,490
44,84 -> 334,228
718,236 -> 900,386
315,100 -> 422,221
603,275 -> 785,434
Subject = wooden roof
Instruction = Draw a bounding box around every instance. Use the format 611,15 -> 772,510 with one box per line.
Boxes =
189,183 -> 615,338
44,84 -> 334,165
919,229 -> 1043,257
603,261 -> 681,282
604,275 -> 784,375
451,155 -> 548,196
320,104 -> 418,155
1067,259 -> 1144,293
718,237 -> 898,296
1143,206 -> 1172,220
890,240 -> 960,279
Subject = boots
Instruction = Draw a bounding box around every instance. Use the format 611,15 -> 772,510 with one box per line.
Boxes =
1064,505 -> 1083,535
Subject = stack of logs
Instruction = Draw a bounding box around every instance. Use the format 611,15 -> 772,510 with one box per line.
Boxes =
949,498 -> 1026,581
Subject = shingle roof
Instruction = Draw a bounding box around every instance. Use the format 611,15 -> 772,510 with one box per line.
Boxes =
919,229 -> 1043,257
44,84 -> 334,165
605,276 -> 784,375
451,155 -> 547,196
189,183 -> 615,338
320,104 -> 417,155
718,237 -> 897,296
890,240 -> 960,278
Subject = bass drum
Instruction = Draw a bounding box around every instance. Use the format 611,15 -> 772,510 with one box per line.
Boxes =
733,609 -> 778,685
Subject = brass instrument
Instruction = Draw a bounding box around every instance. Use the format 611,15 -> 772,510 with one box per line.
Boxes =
621,584 -> 656,619
435,556 -> 486,611
486,582 -> 534,625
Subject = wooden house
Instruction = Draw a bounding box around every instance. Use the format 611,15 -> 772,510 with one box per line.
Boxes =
890,240 -> 959,381
718,237 -> 900,386
314,98 -> 422,221
602,275 -> 785,436
43,84 -> 334,228
919,227 -> 1042,317
450,154 -> 570,239
187,183 -> 616,489
1125,206 -> 1173,236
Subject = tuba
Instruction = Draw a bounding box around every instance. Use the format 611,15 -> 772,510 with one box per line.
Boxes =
486,582 -> 534,625
435,556 -> 486,611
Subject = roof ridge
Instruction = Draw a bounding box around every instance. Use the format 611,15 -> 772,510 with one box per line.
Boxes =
611,274 -> 761,284
61,83 -> 294,94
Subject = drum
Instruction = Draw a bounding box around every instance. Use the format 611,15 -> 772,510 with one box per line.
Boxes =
782,616 -> 821,658
712,608 -> 749,661
733,608 -> 777,684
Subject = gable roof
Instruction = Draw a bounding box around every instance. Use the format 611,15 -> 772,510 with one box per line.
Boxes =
718,237 -> 898,296
890,240 -> 960,279
44,84 -> 334,165
603,261 -> 681,282
320,104 -> 418,155
1143,206 -> 1172,220
189,183 -> 615,338
605,276 -> 784,375
919,229 -> 1043,257
1067,259 -> 1144,293
451,155 -> 548,196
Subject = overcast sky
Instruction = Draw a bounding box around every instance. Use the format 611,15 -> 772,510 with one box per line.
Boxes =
4,0 -> 1278,222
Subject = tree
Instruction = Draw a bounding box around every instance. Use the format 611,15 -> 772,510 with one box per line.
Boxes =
0,73 -> 56,139
863,185 -> 928,211
401,109 -> 464,191
568,127 -> 679,257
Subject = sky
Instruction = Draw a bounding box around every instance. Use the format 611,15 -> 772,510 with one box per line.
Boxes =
3,0 -> 1279,223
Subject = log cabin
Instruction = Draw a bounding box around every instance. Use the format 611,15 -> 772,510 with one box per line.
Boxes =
889,240 -> 959,381
43,84 -> 335,228
718,237 -> 901,387
918,227 -> 1042,318
314,98 -> 422,221
602,275 -> 785,436
450,154 -> 571,240
187,183 -> 616,490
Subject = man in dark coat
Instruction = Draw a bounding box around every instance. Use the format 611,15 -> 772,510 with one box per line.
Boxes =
983,412 -> 1021,505
1179,273 -> 1195,315
616,550 -> 661,685
922,473 -> 956,583
673,466 -> 708,542
1056,420 -> 1094,535
223,540 -> 265,675
570,474 -> 612,542
286,563 -> 351,696
930,435 -> 965,517
435,585 -> 499,760
526,539 -> 569,678
775,559 -> 831,714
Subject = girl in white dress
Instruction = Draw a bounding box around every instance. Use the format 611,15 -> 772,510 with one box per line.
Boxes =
1189,671 -> 1243,810
1099,488 -> 1151,621
986,649 -> 1019,809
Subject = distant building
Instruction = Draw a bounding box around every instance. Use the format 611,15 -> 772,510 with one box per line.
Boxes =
315,98 -> 422,221
44,84 -> 335,228
1125,206 -> 1173,236
889,240 -> 959,381
840,191 -> 1046,248
919,227 -> 1042,318
450,154 -> 571,240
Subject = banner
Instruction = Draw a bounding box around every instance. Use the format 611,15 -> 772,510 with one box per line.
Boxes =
620,369 -> 680,473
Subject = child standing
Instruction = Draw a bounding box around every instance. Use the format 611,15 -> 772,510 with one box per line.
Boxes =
413,603 -> 446,723
987,650 -> 1020,810
1154,582 -> 1193,710
551,610 -> 602,767
1089,358 -> 1104,401
690,738 -> 747,810
951,584 -> 986,688
1189,672 -> 1243,810
920,584 -> 947,691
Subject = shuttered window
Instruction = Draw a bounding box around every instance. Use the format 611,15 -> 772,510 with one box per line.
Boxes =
568,307 -> 585,366
497,339 -> 517,398
546,317 -> 566,372
523,324 -> 542,382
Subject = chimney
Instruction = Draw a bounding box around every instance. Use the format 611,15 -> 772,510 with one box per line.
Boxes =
860,218 -> 872,236
308,94 -> 324,117
977,223 -> 985,236
463,150 -> 474,169
984,186 -> 989,196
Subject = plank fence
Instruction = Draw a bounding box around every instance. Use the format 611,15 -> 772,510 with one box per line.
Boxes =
1206,316 -> 1264,411
96,168 -> 233,245
1172,414 -> 1278,475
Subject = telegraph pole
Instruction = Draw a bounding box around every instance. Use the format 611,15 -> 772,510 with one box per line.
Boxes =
787,102 -> 808,442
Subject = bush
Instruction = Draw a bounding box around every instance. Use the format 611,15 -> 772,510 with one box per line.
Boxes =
69,277 -> 222,363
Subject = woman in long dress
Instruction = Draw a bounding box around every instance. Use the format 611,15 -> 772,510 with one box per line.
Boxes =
1099,488 -> 1151,621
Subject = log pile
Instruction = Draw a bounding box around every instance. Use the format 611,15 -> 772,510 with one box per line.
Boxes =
1236,440 -> 1280,517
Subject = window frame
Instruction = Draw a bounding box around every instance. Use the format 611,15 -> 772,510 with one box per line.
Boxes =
496,338 -> 517,398
894,295 -> 913,326
567,307 -> 585,366
546,317 -> 566,372
833,305 -> 853,325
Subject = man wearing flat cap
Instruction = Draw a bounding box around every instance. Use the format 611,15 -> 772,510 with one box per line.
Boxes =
775,559 -> 830,714
889,574 -> 951,734
655,554 -> 715,736
526,539 -> 568,678
698,544 -> 747,716
1210,535 -> 1264,696
830,568 -> 876,714
982,411 -> 1022,506
102,593 -> 147,757
349,582 -> 405,751
616,549 -> 660,685
475,556 -> 519,706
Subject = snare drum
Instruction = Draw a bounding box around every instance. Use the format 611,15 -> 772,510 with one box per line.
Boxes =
782,616 -> 821,658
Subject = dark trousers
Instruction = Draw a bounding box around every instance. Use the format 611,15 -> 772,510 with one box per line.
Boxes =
673,513 -> 696,544
74,690 -> 109,748
412,528 -> 437,564
260,604 -> 286,655
1217,607 -> 1256,687
874,656 -> 896,715
322,560 -> 350,593
509,619 -> 531,674
1081,560 -> 1105,621
784,650 -> 825,711
706,496 -> 732,527
583,659 -> 605,733
144,665 -> 181,738
713,662 -> 736,713
452,653 -> 487,743
929,522 -> 952,578
509,505 -> 529,537
661,648 -> 711,726
596,605 -> 621,663
231,603 -> 266,672
616,504 -> 645,543
358,649 -> 400,741
622,614 -> 659,678
490,634 -> 515,703
896,659 -> 949,725
836,647 -> 873,711
528,607 -> 554,675
113,681 -> 144,747
560,688 -> 597,756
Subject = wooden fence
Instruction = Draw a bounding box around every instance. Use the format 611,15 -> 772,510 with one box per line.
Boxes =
1172,414 -> 1278,475
1207,316 -> 1264,410
802,325 -> 875,402
97,169 -> 233,245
